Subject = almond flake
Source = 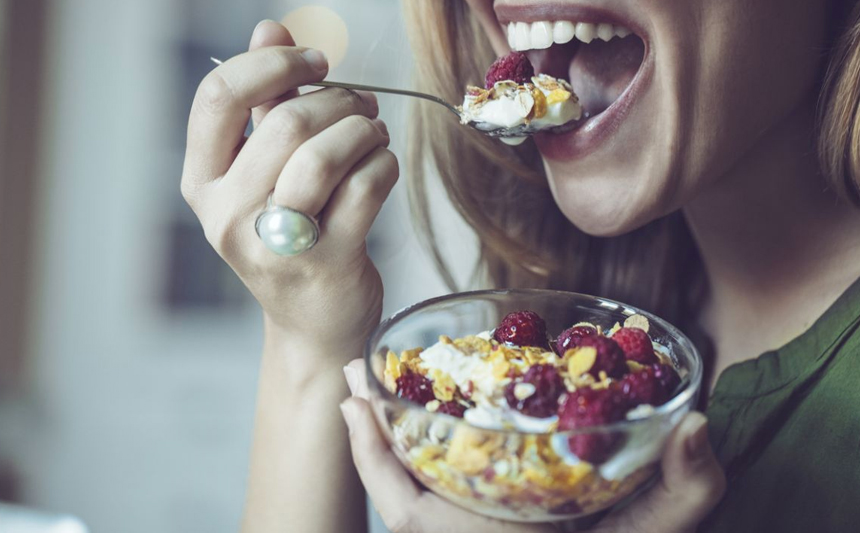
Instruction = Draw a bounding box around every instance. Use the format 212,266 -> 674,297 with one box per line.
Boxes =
566,346 -> 597,377
513,382 -> 537,401
624,314 -> 650,333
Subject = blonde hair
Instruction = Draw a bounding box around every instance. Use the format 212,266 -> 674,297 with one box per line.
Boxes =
401,1 -> 860,336
820,2 -> 860,205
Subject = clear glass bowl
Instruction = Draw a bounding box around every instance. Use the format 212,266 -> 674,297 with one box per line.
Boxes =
365,289 -> 702,523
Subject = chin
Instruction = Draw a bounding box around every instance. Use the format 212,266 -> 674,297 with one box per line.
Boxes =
490,2 -> 683,237
546,165 -> 665,237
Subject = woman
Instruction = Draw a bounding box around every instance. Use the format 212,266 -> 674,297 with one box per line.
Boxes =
180,0 -> 860,531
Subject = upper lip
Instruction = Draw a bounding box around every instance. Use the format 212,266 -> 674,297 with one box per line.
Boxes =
493,1 -> 647,40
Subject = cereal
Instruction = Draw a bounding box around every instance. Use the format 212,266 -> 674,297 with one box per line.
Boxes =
383,310 -> 682,520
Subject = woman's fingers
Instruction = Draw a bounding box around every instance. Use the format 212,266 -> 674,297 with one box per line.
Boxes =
344,358 -> 370,400
341,360 -> 562,533
248,20 -> 299,129
222,88 -> 380,213
321,146 -> 399,247
182,45 -> 329,202
271,115 -> 389,216
340,397 -> 423,530
606,412 -> 726,533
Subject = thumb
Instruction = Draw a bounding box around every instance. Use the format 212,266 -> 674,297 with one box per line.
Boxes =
248,19 -> 299,128
624,412 -> 726,533
340,397 -> 422,529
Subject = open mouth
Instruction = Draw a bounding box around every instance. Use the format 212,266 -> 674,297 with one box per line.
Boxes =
494,4 -> 650,157
502,18 -> 646,120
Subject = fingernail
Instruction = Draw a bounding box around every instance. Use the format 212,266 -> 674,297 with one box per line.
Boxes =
372,119 -> 389,138
301,49 -> 329,72
360,92 -> 379,116
339,402 -> 355,435
343,366 -> 359,397
683,413 -> 710,462
253,19 -> 276,38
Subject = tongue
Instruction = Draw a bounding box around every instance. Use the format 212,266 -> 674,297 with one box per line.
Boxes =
569,37 -> 644,116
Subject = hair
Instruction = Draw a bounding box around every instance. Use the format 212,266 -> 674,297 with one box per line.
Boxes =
400,1 -> 860,343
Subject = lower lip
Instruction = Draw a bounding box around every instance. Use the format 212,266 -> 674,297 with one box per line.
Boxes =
533,50 -> 654,161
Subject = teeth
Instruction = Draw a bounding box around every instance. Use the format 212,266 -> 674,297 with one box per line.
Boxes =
552,21 -> 576,44
514,22 -> 531,51
530,21 -> 553,49
575,22 -> 597,43
597,23 -> 614,42
507,20 -> 633,51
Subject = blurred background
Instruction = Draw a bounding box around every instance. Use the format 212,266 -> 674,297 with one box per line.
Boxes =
0,0 -> 478,531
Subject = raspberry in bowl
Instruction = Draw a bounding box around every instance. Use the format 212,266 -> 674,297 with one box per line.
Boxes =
364,290 -> 702,523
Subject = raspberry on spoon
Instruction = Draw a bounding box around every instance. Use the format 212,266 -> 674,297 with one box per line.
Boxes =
484,51 -> 536,89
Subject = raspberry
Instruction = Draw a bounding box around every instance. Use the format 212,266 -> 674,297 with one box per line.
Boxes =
554,325 -> 597,355
395,371 -> 435,406
652,363 -> 681,396
612,327 -> 658,364
620,364 -> 681,407
437,401 -> 468,418
619,367 -> 667,406
576,335 -> 628,379
504,364 -> 565,418
493,310 -> 549,349
484,51 -> 535,89
558,387 -> 628,464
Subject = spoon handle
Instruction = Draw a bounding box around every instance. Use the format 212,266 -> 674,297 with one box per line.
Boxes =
311,81 -> 461,117
209,57 -> 461,119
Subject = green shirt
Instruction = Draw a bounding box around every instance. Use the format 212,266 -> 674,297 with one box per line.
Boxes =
701,279 -> 860,532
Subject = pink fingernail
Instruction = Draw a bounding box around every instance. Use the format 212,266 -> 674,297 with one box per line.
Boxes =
252,19 -> 276,40
301,49 -> 329,72
343,366 -> 359,397
373,119 -> 389,138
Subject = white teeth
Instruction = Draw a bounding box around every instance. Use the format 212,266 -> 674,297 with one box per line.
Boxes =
514,22 -> 531,51
552,21 -> 576,44
506,20 -> 634,51
530,21 -> 553,49
597,23 -> 614,42
575,22 -> 597,43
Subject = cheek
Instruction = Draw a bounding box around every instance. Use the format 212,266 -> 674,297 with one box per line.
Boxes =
464,0 -> 510,56
680,0 -> 830,187
540,58 -> 688,237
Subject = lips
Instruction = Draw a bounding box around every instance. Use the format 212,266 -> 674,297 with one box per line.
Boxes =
494,2 -> 651,160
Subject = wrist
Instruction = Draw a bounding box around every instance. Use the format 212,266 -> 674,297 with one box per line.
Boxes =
262,314 -> 366,391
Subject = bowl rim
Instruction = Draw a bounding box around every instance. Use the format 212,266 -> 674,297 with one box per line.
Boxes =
364,288 -> 703,435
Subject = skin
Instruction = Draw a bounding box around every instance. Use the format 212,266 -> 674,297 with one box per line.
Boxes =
181,0 -> 860,529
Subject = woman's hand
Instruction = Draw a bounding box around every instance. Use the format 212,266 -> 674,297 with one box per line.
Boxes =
182,21 -> 397,533
182,20 -> 397,365
341,358 -> 726,533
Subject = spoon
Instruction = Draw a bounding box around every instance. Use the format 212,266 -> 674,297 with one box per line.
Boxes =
209,57 -> 577,140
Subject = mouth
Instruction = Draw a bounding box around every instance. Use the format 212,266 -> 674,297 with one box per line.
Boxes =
494,3 -> 651,159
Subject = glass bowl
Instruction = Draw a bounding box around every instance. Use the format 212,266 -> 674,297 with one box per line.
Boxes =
364,289 -> 702,523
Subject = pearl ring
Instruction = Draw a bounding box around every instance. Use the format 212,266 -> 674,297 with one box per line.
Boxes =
255,195 -> 320,257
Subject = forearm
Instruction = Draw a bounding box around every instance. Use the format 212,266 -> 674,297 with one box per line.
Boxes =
241,323 -> 367,533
